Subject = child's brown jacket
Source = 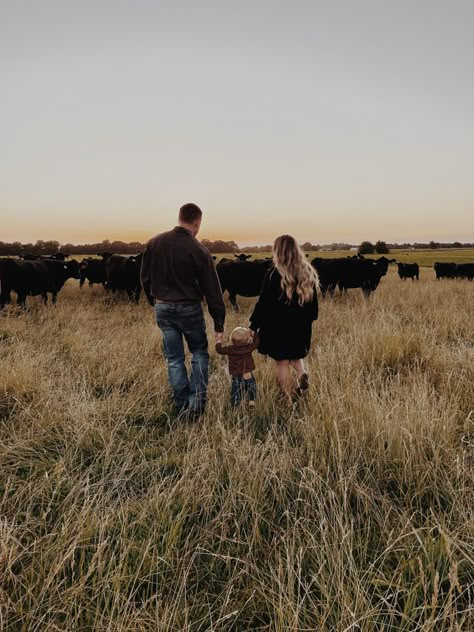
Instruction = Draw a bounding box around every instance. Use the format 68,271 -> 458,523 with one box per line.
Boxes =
215,334 -> 259,377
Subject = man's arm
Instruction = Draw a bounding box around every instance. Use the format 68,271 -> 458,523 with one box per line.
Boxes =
140,241 -> 153,304
199,253 -> 226,332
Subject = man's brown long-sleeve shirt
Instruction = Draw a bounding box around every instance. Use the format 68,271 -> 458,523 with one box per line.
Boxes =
140,226 -> 226,332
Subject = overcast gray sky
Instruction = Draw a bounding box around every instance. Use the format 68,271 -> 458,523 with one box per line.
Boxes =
1,0 -> 473,244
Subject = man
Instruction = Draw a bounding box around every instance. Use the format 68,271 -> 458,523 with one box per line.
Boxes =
141,203 -> 225,418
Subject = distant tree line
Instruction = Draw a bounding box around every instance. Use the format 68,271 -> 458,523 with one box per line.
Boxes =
0,238 -> 472,257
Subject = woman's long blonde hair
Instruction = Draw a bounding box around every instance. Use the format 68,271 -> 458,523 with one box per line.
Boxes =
272,235 -> 319,305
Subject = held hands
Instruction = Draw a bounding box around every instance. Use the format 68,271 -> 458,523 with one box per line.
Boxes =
215,332 -> 224,344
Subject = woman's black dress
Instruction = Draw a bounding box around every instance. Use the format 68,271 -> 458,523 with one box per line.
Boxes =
249,267 -> 318,361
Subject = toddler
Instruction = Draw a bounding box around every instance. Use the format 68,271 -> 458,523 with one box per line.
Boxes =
216,327 -> 259,407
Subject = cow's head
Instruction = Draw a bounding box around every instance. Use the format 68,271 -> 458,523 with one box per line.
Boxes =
373,257 -> 396,275
65,260 -> 81,279
234,253 -> 252,261
97,252 -> 113,260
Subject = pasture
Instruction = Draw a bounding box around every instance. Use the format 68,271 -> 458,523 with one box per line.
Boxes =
0,268 -> 473,630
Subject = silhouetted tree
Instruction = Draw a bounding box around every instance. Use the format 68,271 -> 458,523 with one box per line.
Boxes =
301,242 -> 320,251
375,240 -> 389,254
358,241 -> 375,255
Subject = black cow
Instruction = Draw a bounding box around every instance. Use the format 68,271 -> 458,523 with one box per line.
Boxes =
79,257 -> 107,288
105,253 -> 143,303
398,262 -> 419,281
40,252 -> 70,261
454,263 -> 474,280
216,258 -> 272,310
0,259 -> 80,307
96,252 -> 114,260
434,262 -> 457,280
234,254 -> 252,261
312,256 -> 396,298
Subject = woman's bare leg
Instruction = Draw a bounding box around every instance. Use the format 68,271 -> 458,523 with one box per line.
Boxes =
290,359 -> 309,394
289,359 -> 306,378
275,360 -> 293,399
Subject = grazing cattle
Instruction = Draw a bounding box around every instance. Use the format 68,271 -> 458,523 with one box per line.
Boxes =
311,256 -> 396,298
0,258 -> 80,307
398,262 -> 419,281
105,253 -> 143,303
18,253 -> 40,260
216,258 -> 272,310
454,263 -> 474,280
40,252 -> 70,261
79,257 -> 107,288
18,252 -> 69,261
234,254 -> 252,261
434,262 -> 457,280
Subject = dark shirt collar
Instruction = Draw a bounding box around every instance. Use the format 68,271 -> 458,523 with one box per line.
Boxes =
173,225 -> 194,237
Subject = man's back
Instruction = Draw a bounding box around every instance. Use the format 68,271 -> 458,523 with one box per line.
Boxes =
141,225 -> 225,331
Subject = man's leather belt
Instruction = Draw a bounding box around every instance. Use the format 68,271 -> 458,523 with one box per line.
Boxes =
154,299 -> 200,305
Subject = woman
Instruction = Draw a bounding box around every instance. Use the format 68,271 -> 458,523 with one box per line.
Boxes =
249,235 -> 319,399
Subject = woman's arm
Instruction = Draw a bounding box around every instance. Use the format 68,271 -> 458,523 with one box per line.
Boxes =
249,269 -> 274,331
310,284 -> 319,321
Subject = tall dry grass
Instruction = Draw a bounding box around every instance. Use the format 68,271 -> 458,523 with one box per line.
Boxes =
0,269 -> 473,631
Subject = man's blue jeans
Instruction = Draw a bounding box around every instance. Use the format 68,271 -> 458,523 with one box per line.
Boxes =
155,303 -> 209,414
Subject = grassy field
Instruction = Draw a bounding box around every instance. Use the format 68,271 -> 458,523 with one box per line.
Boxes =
0,269 -> 473,630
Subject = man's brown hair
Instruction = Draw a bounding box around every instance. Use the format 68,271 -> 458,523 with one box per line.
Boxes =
179,203 -> 202,224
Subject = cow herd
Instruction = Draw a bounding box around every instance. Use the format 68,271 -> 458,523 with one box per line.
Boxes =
0,251 -> 472,310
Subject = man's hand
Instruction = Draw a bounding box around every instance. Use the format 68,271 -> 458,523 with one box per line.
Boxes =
215,332 -> 224,344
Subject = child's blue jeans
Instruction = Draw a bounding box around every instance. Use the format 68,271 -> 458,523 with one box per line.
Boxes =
230,374 -> 257,407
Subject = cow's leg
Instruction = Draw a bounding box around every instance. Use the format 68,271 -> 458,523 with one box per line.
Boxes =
0,292 -> 11,308
41,292 -> 48,305
52,292 -> 57,305
17,294 -> 27,308
134,288 -> 141,304
229,293 -> 239,312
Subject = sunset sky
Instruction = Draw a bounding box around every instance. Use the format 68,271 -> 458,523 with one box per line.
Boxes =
2,1 -> 473,245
